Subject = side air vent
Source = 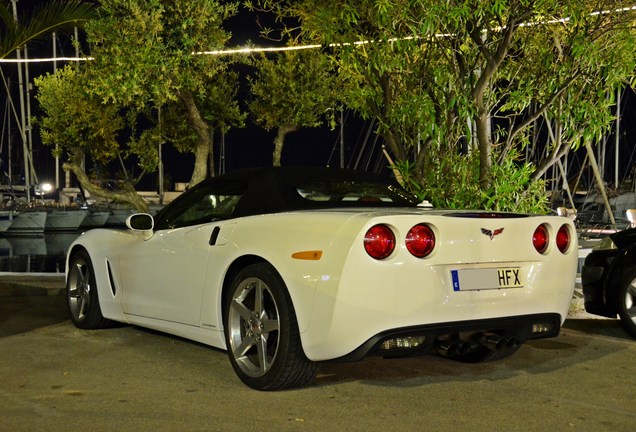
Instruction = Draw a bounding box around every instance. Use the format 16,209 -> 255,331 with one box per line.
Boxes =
209,226 -> 221,245
107,260 -> 117,296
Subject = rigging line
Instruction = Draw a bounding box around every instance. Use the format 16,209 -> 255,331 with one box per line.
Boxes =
366,133 -> 382,173
352,118 -> 376,170
347,114 -> 370,169
620,130 -> 636,188
0,96 -> 7,155
0,66 -> 23,138
617,87 -> 634,187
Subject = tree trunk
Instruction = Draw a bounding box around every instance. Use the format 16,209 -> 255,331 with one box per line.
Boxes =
475,110 -> 491,190
208,130 -> 215,178
377,73 -> 407,161
585,141 -> 616,228
468,18 -> 519,191
178,90 -> 212,185
63,153 -> 148,213
273,124 -> 298,166
382,130 -> 407,162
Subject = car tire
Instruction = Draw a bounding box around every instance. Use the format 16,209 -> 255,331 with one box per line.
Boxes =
617,268 -> 636,338
224,263 -> 318,390
67,250 -> 113,330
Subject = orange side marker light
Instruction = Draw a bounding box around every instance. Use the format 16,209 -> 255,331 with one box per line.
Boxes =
291,251 -> 323,260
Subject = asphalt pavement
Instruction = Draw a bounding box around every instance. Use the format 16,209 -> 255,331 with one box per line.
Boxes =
2,273 -> 634,432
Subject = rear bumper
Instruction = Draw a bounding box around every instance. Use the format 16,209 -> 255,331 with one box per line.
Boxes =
329,313 -> 562,362
302,261 -> 576,361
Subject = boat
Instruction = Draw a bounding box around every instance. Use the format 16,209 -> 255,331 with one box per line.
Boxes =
7,211 -> 47,234
0,210 -> 13,232
45,209 -> 88,231
79,210 -> 110,229
104,208 -> 134,227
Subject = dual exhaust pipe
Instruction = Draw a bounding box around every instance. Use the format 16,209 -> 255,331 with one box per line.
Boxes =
435,334 -> 518,357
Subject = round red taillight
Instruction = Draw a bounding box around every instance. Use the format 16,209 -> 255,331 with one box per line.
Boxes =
533,224 -> 549,254
406,223 -> 436,258
556,224 -> 570,253
364,224 -> 396,260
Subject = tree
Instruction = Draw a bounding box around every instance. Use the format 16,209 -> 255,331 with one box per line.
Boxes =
35,0 -> 244,209
0,0 -> 97,59
84,0 -> 241,186
159,69 -> 244,177
247,1 -> 467,174
248,49 -> 340,166
415,1 -> 636,189
248,0 -> 636,210
35,66 -> 150,212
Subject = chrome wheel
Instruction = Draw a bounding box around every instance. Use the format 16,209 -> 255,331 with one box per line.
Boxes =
616,268 -> 636,338
224,263 -> 318,390
66,250 -> 112,330
625,280 -> 636,320
68,256 -> 92,323
618,271 -> 636,338
227,276 -> 281,378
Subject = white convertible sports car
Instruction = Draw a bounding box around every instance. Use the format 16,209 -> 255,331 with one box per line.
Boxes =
66,167 -> 578,390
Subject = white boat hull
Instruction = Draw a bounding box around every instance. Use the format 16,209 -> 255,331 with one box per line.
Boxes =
7,211 -> 47,234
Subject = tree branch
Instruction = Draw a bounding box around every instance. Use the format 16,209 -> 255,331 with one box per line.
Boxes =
498,71 -> 582,164
63,152 -> 149,213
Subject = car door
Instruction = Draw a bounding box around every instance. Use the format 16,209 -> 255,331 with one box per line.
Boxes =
119,223 -> 215,326
119,178 -> 245,326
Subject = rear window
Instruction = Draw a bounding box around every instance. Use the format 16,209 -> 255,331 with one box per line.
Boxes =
296,179 -> 418,205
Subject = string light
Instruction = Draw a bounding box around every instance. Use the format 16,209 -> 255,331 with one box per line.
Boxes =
192,44 -> 321,56
0,5 -> 634,64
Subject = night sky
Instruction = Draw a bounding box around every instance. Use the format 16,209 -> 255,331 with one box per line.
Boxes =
0,1 -> 360,192
2,1 -> 635,194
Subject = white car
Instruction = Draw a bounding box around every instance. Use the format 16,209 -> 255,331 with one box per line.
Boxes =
66,167 -> 578,390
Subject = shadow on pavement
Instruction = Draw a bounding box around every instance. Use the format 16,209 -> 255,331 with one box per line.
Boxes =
562,317 -> 633,341
0,294 -> 68,337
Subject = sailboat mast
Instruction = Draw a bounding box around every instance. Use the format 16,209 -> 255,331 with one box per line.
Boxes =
24,45 -> 37,187
615,87 -> 621,188
10,0 -> 31,202
53,32 -> 59,191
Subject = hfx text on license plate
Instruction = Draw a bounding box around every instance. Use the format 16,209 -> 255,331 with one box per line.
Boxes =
451,267 -> 523,291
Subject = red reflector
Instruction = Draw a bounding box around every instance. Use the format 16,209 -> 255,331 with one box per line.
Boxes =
364,224 -> 395,260
406,224 -> 436,258
533,224 -> 549,254
556,224 -> 570,253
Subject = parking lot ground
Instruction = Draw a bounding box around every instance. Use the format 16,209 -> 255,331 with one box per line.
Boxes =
1,274 -> 634,432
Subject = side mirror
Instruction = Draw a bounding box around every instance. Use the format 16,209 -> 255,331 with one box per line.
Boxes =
126,213 -> 154,240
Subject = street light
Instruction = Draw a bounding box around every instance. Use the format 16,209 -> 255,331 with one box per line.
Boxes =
35,182 -> 54,196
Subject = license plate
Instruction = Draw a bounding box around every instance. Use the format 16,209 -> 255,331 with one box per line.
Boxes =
451,267 -> 523,291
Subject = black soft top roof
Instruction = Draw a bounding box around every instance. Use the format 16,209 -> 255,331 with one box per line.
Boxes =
191,166 -> 418,219
236,167 -> 417,217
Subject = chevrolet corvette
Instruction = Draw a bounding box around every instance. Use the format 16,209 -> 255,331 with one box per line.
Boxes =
66,167 -> 578,390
